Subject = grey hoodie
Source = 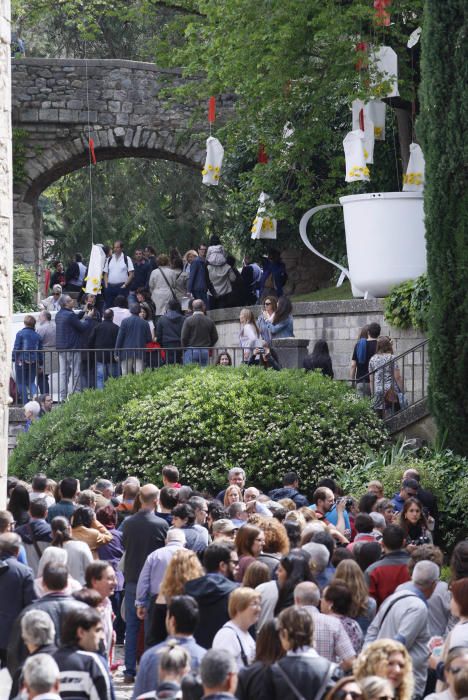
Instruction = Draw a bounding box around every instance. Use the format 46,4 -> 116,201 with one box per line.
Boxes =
206,245 -> 236,296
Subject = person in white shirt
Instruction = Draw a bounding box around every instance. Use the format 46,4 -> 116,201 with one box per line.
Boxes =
103,240 -> 134,309
239,308 -> 261,361
212,587 -> 261,669
29,474 -> 55,508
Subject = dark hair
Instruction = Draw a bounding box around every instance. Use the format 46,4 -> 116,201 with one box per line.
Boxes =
167,298 -> 182,313
95,505 -> 117,529
32,474 -> 48,492
331,547 -> 355,568
376,335 -> 393,354
324,582 -> 352,615
309,339 -> 331,362
203,542 -> 233,573
50,516 -> 72,547
450,578 -> 468,617
177,485 -> 193,503
209,234 -> 221,246
8,485 -> 30,519
207,501 -> 227,524
242,560 -> 271,588
75,253 -> 83,263
312,487 -> 330,506
113,295 -> 128,309
72,588 -> 102,608
354,513 -> 374,534
283,472 -> 298,486
145,245 -> 156,256
367,322 -> 381,339
29,499 -> 48,520
235,524 -> 262,557
358,493 -> 378,514
85,561 -> 112,588
278,606 -> 313,651
172,503 -> 195,526
402,478 -> 419,492
310,530 -> 335,559
354,541 -> 382,571
382,524 -> 405,551
275,551 -> 314,615
398,497 -> 428,536
43,562 -> 68,591
61,607 -> 102,646
71,506 -> 94,529
168,595 -> 200,634
451,541 -> 468,581
215,352 -> 233,366
160,487 -> 179,511
316,478 -> 339,494
273,296 -> 292,325
254,618 -> 285,664
139,302 -> 153,321
283,520 -> 301,549
59,478 -> 79,500
162,466 -> 180,483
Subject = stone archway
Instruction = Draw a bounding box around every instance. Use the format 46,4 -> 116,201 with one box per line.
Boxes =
12,58 -> 234,269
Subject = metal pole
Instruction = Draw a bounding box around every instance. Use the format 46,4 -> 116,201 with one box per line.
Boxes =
0,0 -> 13,508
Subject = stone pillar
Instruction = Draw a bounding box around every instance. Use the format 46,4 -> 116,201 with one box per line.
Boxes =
271,338 -> 310,369
0,0 -> 13,509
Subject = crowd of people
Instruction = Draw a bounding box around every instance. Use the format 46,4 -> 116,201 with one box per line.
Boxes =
1,465 -> 467,700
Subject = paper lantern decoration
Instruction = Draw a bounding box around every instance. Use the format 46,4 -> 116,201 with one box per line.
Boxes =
85,244 -> 107,295
403,143 -> 425,192
370,46 -> 399,98
343,130 -> 370,182
407,27 -> 422,48
367,99 -> 386,140
202,136 -> 224,186
251,192 -> 277,240
363,117 -> 375,165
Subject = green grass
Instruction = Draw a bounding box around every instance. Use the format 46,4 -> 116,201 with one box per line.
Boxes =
292,280 -> 354,302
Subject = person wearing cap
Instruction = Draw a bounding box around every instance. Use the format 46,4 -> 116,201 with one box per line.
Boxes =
40,284 -> 64,312
212,519 -> 238,541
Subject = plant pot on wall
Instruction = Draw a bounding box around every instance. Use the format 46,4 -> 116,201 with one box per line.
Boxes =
299,192 -> 427,298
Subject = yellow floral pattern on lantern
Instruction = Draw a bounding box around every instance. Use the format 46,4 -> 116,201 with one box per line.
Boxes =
348,166 -> 370,179
374,126 -> 383,137
403,172 -> 423,185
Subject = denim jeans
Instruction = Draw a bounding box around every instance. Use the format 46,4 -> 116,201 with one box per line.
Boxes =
96,361 -> 119,389
123,582 -> 140,677
104,283 -> 129,309
183,348 -> 209,366
15,362 -> 37,403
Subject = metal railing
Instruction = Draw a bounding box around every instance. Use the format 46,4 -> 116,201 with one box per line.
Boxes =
356,339 -> 429,420
10,345 -> 267,406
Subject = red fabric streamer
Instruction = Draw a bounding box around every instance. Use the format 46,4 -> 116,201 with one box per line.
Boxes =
44,269 -> 50,295
258,144 -> 268,164
208,96 -> 216,123
88,137 -> 96,165
374,0 -> 391,26
359,108 -> 365,131
355,41 -> 368,71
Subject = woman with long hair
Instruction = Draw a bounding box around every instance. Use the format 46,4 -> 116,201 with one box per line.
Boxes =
368,336 -> 403,417
354,639 -> 413,700
147,549 -> 204,646
239,308 -> 261,361
8,484 -> 30,526
139,301 -> 155,340
70,506 -> 112,558
303,339 -> 334,378
236,618 -> 285,700
262,295 -> 294,339
213,587 -> 261,668
242,561 -> 271,589
333,559 -> 376,635
235,524 -> 265,582
216,351 -> 233,366
50,516 -> 93,585
396,497 -> 432,550
224,485 -> 243,508
321,582 -> 364,654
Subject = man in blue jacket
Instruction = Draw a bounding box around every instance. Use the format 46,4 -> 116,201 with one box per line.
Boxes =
55,295 -> 94,400
115,303 -> 152,375
187,243 -> 209,304
12,315 -> 43,404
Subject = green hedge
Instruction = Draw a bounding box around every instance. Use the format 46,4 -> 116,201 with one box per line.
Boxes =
13,265 -> 37,312
384,274 -> 430,332
337,443 -> 468,549
10,366 -> 389,495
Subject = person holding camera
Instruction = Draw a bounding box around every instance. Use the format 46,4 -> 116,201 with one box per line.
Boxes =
396,497 -> 433,552
247,343 -> 281,371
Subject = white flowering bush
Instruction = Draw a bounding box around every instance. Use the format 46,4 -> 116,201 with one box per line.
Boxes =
10,366 -> 389,495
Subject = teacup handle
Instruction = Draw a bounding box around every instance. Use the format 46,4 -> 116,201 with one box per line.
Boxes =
299,204 -> 351,287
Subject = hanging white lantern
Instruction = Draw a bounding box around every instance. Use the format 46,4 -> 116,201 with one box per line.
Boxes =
343,130 -> 370,182
85,244 -> 107,295
363,116 -> 375,164
251,192 -> 277,240
370,46 -> 399,98
367,99 -> 386,140
202,136 -> 224,186
403,143 -> 425,192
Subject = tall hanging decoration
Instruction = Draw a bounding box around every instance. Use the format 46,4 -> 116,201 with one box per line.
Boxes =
403,143 -> 425,192
251,192 -> 277,240
202,96 -> 224,186
370,46 -> 399,97
343,130 -> 370,182
84,244 -> 107,295
88,137 -> 97,165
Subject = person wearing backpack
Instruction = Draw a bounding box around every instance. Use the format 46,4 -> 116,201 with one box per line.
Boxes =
350,322 -> 380,397
103,240 -> 134,309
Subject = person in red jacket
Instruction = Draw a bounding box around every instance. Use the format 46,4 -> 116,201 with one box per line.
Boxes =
364,525 -> 410,608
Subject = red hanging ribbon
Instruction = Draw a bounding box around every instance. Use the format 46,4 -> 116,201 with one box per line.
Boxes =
258,144 -> 268,164
88,137 -> 96,165
208,96 -> 216,123
374,0 -> 391,26
355,42 -> 368,71
359,108 -> 365,131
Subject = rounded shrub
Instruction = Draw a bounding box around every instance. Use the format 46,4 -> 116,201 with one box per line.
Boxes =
10,366 -> 389,496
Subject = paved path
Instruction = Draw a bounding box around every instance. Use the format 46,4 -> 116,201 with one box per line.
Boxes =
113,645 -> 134,700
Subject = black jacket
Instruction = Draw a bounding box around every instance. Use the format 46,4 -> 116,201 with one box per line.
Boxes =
121,510 -> 169,583
185,574 -> 238,649
9,642 -> 57,699
0,556 -> 36,650
54,645 -> 113,700
88,319 -> 120,362
156,311 -> 185,347
7,594 -> 87,675
268,486 -> 309,508
265,655 -> 337,700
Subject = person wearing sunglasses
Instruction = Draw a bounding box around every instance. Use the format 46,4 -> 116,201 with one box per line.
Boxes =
359,675 -> 395,700
324,676 -> 364,700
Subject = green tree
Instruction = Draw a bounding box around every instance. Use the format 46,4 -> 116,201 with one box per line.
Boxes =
419,1 -> 467,455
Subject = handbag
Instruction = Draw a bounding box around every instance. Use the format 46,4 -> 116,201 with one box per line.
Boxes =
384,386 -> 400,411
158,267 -> 178,302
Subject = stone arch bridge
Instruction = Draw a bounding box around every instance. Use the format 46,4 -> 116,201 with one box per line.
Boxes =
12,58 -> 234,269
